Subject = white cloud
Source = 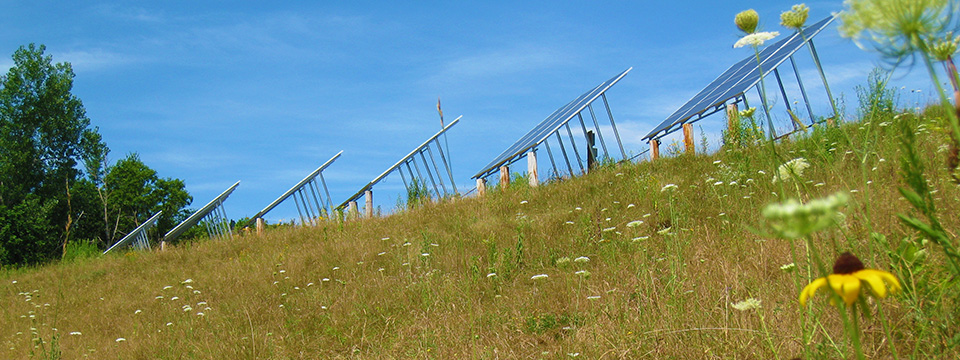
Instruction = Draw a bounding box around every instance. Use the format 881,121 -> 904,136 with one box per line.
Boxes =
94,4 -> 165,23
52,49 -> 139,73
432,45 -> 573,82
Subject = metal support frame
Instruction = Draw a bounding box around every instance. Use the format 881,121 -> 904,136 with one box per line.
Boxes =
105,211 -> 164,254
247,151 -> 342,227
644,16 -> 837,144
338,116 -> 461,210
164,181 -> 240,243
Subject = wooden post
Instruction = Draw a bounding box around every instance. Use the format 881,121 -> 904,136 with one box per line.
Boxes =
683,123 -> 695,155
726,103 -> 739,131
476,178 -> 486,197
348,201 -> 359,220
499,165 -> 510,189
364,190 -> 374,218
256,217 -> 264,236
527,150 -> 538,187
651,139 -> 660,160
160,241 -> 167,251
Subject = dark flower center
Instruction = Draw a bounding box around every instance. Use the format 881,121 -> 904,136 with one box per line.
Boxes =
833,252 -> 865,274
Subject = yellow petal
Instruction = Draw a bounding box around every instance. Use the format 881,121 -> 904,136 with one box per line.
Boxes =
799,277 -> 827,306
827,274 -> 861,306
855,269 -> 901,299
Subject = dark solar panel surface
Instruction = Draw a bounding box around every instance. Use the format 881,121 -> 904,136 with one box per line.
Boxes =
642,15 -> 835,141
473,67 -> 632,179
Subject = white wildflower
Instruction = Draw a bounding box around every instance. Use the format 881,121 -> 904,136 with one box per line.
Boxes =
734,31 -> 780,48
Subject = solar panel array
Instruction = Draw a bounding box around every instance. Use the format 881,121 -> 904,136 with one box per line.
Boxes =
104,211 -> 162,254
246,151 -> 342,227
473,67 -> 632,179
642,15 -> 835,141
163,181 -> 240,243
337,116 -> 461,209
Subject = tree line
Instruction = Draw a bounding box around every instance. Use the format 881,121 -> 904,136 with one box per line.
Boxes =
0,44 -> 192,266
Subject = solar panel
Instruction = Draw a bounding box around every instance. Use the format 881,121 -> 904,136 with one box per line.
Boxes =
642,15 -> 835,141
104,211 -> 162,254
473,67 -> 631,179
162,180 -> 240,243
337,116 -> 461,210
246,151 -> 342,227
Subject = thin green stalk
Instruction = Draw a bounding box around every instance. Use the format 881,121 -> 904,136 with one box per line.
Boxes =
875,301 -> 900,360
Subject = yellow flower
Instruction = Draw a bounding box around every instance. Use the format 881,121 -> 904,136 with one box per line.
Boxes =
799,252 -> 901,306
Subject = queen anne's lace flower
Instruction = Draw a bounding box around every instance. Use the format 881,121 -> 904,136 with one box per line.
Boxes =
734,31 -> 780,48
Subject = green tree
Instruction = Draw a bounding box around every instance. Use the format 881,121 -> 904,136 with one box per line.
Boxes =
0,44 -> 104,265
102,153 -> 192,243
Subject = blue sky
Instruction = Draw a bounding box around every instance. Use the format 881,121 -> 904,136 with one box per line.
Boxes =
0,1 -> 935,224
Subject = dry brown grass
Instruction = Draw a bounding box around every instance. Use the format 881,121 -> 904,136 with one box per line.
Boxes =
2,110 -> 959,359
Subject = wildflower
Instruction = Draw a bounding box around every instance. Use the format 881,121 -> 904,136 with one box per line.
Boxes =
734,31 -> 780,48
197,312 -> 205,317
772,157 -> 809,183
735,9 -> 760,34
531,274 -> 549,280
762,192 -> 848,239
602,227 -> 616,232
134,309 -> 142,315
627,203 -> 636,208
739,107 -> 757,118
780,3 -> 809,30
421,253 -> 430,257
929,31 -> 960,61
731,298 -> 762,311
574,256 -> 590,263
627,220 -> 644,227
181,279 -> 193,284
162,285 -> 173,290
520,200 -> 528,205
587,295 -> 601,301
69,332 -> 81,336
780,263 -> 797,272
575,270 -> 591,277
487,273 -> 497,278
799,252 -> 901,306
565,221 -> 575,225
661,184 -> 678,192
632,236 -> 649,242
115,338 -> 126,342
556,257 -> 571,266
839,0 -> 955,59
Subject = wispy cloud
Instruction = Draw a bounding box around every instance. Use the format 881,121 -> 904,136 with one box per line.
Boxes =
93,4 -> 166,23
51,49 -> 140,73
431,44 -> 574,83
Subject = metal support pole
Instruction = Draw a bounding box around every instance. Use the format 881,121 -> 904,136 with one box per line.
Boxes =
565,123 -> 585,174
601,93 -> 627,159
790,56 -> 816,123
433,139 -> 458,193
293,192 -> 307,225
318,172 -> 333,216
587,130 -> 598,170
543,141 -> 559,179
298,189 -> 316,225
307,180 -> 325,219
773,68 -> 796,130
398,165 -> 410,193
587,104 -> 610,159
807,39 -> 840,119
555,132 -> 574,177
757,84 -> 777,139
417,151 -> 441,198
425,146 -> 448,196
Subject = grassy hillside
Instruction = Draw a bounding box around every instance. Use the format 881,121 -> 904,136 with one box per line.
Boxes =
3,101 -> 960,358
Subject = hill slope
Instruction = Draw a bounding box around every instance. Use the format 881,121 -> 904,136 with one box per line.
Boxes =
2,108 -> 959,359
